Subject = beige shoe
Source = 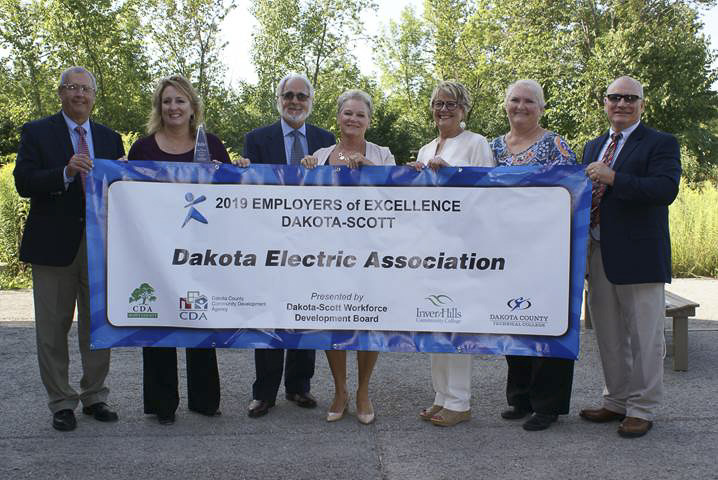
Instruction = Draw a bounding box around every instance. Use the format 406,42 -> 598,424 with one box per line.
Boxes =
357,401 -> 375,425
430,408 -> 471,427
326,399 -> 348,422
419,404 -> 442,421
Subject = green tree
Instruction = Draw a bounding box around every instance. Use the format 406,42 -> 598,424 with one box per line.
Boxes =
374,6 -> 436,160
129,283 -> 157,304
374,0 -> 718,173
249,0 -> 376,132
42,0 -> 154,133
0,0 -> 153,139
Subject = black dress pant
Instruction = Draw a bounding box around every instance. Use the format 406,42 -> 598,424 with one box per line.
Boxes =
505,355 -> 574,415
143,347 -> 220,416
252,348 -> 315,401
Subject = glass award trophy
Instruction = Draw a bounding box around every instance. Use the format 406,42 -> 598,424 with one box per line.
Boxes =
193,123 -> 211,163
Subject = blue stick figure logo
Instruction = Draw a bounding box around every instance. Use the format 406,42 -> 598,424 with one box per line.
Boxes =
507,297 -> 532,311
182,192 -> 208,228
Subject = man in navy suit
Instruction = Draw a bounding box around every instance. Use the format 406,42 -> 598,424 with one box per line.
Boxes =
579,76 -> 681,438
14,66 -> 125,431
243,73 -> 335,417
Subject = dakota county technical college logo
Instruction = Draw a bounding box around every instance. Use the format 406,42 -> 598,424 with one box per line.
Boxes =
507,297 -> 532,311
179,290 -> 208,321
128,283 -> 158,319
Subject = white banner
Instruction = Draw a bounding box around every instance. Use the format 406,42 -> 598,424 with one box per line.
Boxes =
107,182 -> 571,335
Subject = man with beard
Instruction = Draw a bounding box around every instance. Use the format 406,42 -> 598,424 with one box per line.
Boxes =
242,72 -> 335,418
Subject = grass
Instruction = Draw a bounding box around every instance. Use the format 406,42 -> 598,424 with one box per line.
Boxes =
0,165 -> 716,288
670,182 -> 718,278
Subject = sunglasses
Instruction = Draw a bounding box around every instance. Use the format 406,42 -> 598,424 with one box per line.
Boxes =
281,91 -> 310,102
605,94 -> 642,104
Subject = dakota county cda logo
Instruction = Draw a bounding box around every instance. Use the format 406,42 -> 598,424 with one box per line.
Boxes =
128,283 -> 158,319
179,290 -> 209,321
415,294 -> 462,324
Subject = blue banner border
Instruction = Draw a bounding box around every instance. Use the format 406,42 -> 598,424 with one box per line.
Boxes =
87,161 -> 591,360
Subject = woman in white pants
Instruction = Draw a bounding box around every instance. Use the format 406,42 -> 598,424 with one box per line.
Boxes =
408,81 -> 495,426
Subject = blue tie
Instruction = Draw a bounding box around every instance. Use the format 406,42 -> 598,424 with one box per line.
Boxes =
290,129 -> 304,165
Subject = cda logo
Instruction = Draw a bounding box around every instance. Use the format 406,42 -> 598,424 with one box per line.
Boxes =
128,283 -> 159,319
179,290 -> 209,321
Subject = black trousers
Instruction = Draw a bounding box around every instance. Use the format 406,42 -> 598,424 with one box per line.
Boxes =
505,355 -> 574,415
252,348 -> 315,401
143,347 -> 220,416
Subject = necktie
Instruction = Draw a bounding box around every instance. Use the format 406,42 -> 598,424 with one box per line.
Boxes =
589,132 -> 622,228
75,125 -> 89,192
289,129 -> 304,165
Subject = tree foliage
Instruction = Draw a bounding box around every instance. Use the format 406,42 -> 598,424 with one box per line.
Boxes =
0,0 -> 715,172
375,0 -> 718,169
129,283 -> 157,304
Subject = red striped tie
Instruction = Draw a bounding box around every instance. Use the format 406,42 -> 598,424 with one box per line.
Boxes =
75,126 -> 89,192
589,132 -> 622,228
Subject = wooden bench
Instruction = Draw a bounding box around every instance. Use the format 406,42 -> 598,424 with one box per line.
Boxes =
664,290 -> 700,371
583,287 -> 699,371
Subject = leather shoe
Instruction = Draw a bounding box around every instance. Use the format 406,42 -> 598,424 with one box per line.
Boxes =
248,399 -> 275,418
82,402 -> 118,422
158,413 -> 175,425
52,409 -> 76,431
501,406 -> 532,420
579,407 -> 625,423
522,413 -> 557,431
285,392 -> 317,409
618,416 -> 653,438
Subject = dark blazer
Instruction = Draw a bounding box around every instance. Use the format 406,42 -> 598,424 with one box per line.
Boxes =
243,120 -> 335,164
582,122 -> 681,285
14,112 -> 125,266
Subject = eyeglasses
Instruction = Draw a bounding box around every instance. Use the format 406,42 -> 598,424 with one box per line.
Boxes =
60,83 -> 95,94
431,100 -> 459,111
281,91 -> 310,102
605,93 -> 641,104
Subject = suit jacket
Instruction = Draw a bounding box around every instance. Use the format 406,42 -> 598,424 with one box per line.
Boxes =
14,112 -> 125,266
582,122 -> 681,285
243,120 -> 335,164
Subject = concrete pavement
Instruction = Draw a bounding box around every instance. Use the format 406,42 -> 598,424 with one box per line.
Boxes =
0,281 -> 716,480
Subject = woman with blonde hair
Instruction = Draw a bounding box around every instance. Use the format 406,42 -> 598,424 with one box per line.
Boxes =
303,89 -> 394,424
128,75 -> 248,424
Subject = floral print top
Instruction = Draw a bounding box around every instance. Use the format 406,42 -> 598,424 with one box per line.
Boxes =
490,131 -> 576,166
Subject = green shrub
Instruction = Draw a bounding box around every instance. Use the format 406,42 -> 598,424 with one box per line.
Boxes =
670,182 -> 718,278
0,161 -> 31,288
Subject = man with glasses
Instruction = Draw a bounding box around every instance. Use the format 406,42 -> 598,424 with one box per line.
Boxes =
14,66 -> 124,431
242,72 -> 334,418
580,75 -> 681,438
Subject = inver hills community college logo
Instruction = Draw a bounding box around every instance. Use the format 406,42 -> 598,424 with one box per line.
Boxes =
128,283 -> 158,318
182,192 -> 208,228
425,294 -> 453,306
416,293 -> 462,324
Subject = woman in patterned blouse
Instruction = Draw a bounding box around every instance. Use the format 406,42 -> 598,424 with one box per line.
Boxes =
490,79 -> 575,168
490,79 -> 577,432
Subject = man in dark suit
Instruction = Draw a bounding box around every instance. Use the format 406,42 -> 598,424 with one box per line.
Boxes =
579,76 -> 681,438
14,66 -> 125,431
243,72 -> 335,418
